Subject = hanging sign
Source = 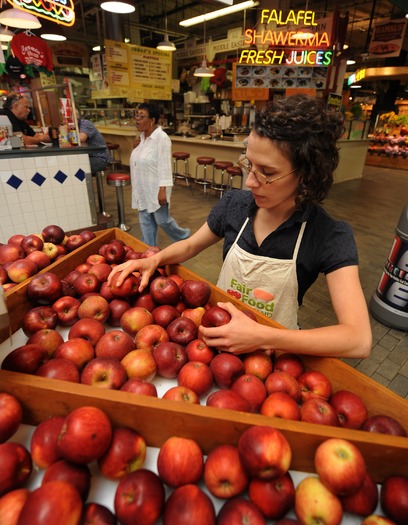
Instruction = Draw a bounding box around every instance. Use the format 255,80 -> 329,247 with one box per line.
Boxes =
368,19 -> 407,58
7,0 -> 75,26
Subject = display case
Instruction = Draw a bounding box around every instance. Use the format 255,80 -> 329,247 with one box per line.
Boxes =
78,107 -> 138,129
366,132 -> 408,170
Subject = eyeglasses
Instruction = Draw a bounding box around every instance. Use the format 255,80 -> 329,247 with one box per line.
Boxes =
238,156 -> 297,185
136,114 -> 149,120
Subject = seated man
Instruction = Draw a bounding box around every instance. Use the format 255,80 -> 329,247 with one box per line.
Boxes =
77,113 -> 111,173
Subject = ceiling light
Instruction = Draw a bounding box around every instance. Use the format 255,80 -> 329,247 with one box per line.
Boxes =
40,21 -> 66,41
194,58 -> 214,77
157,33 -> 176,51
0,8 -> 41,29
0,26 -> 14,42
350,84 -> 362,88
180,0 -> 258,27
293,28 -> 315,40
347,59 -> 356,65
100,0 -> 135,14
1,43 -> 8,50
92,45 -> 101,52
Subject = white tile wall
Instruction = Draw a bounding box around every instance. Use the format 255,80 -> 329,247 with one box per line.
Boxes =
0,153 -> 95,242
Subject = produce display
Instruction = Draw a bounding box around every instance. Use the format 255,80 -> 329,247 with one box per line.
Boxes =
1,394 -> 408,525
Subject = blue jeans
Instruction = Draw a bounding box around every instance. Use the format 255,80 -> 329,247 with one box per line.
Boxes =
139,204 -> 190,246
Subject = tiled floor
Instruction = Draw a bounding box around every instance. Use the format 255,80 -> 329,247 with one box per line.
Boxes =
98,163 -> 408,400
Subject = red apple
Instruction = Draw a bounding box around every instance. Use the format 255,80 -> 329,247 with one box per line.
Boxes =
135,323 -> 169,351
6,258 -> 37,283
260,391 -> 301,420
274,352 -> 305,378
298,370 -> 332,402
109,272 -> 140,298
180,279 -> 211,308
55,338 -> 95,369
81,502 -> 117,525
168,273 -> 184,289
265,370 -> 301,401
68,318 -> 106,346
36,357 -> 80,383
108,299 -> 131,327
21,235 -> 44,255
95,329 -> 135,360
0,243 -> 23,265
16,479 -> 82,525
167,316 -> 198,345
26,272 -> 63,305
120,306 -> 154,337
42,224 -> 65,245
151,341 -> 188,378
58,406 -> 113,464
0,442 -> 32,496
237,425 -> 291,480
87,254 -> 106,266
114,469 -> 165,525
314,438 -> 367,496
104,240 -> 126,264
52,295 -> 81,327
341,471 -> 379,516
64,270 -> 81,286
55,244 -> 68,257
121,349 -> 157,381
242,351 -> 273,382
163,484 -> 216,525
157,435 -> 204,488
0,265 -> 8,285
185,338 -> 215,365
98,426 -> 146,480
204,444 -> 249,498
300,398 -> 339,427
73,273 -> 101,296
0,487 -> 30,525
329,389 -> 368,429
152,304 -> 180,328
361,515 -> 397,525
22,305 -> 58,337
75,262 -> 92,274
380,475 -> 408,525
206,389 -> 251,412
120,378 -> 158,397
217,497 -> 266,525
0,392 -> 23,443
162,385 -> 200,404
210,352 -> 245,389
26,250 -> 51,270
1,344 -> 48,374
177,360 -> 213,398
295,476 -> 343,525
88,262 -> 112,283
248,472 -> 295,520
231,374 -> 267,413
149,276 -> 180,305
181,306 -> 206,327
132,291 -> 157,312
81,356 -> 128,389
80,230 -> 96,242
65,234 -> 87,252
7,233 -> 24,246
42,459 -> 91,502
362,415 -> 407,437
201,305 -> 231,327
30,415 -> 65,469
78,295 -> 110,323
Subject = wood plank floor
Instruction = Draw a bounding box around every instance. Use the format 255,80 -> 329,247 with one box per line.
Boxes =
98,164 -> 408,399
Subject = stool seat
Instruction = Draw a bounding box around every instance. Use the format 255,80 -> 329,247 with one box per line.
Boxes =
213,161 -> 233,170
107,143 -> 122,170
107,172 -> 131,231
172,151 -> 190,186
226,165 -> 244,191
211,161 -> 234,198
173,151 -> 190,161
194,157 -> 215,194
197,156 -> 215,165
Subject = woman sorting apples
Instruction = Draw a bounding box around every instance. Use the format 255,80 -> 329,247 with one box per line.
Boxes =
108,94 -> 372,360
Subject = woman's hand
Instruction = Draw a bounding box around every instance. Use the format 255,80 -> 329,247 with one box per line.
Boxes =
107,256 -> 159,292
199,302 -> 266,355
158,187 -> 167,206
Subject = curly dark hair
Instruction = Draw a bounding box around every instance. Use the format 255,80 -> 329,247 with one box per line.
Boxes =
253,95 -> 345,207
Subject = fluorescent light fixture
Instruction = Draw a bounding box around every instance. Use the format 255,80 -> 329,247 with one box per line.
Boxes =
346,59 -> 356,65
40,21 -> 66,41
180,0 -> 258,27
0,26 -> 14,42
157,33 -> 176,51
0,8 -> 41,29
350,84 -> 362,88
194,58 -> 214,77
100,0 -> 135,14
92,45 -> 101,51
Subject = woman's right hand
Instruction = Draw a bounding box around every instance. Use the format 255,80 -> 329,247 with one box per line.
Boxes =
107,256 -> 159,292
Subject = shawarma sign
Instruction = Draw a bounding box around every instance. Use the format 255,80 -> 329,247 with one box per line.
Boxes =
6,0 -> 75,26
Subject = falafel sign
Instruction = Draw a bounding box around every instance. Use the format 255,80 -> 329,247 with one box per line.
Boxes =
7,0 -> 75,26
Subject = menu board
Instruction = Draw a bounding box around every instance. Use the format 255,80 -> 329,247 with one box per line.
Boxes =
235,64 -> 328,91
95,40 -> 172,101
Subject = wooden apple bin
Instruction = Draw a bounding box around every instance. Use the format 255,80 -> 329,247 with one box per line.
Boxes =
1,228 -> 407,483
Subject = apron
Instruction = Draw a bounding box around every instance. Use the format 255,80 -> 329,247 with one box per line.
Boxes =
217,218 -> 307,329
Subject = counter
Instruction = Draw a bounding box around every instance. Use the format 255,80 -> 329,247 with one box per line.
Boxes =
0,146 -> 101,242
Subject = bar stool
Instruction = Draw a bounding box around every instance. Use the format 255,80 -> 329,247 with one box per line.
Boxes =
107,172 -> 131,232
210,161 -> 233,198
226,165 -> 244,191
194,156 -> 215,194
94,170 -> 111,218
172,152 -> 190,186
107,143 -> 122,170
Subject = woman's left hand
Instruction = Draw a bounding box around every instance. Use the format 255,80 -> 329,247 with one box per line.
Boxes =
199,302 -> 266,355
158,187 -> 167,206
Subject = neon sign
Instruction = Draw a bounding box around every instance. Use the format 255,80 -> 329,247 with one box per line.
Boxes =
7,0 -> 75,27
239,49 -> 333,66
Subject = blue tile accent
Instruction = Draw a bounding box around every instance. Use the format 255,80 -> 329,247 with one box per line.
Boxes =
7,174 -> 23,189
32,172 -> 46,186
75,168 -> 85,182
54,170 -> 68,184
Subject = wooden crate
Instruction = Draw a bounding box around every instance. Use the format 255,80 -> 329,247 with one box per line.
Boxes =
1,228 -> 407,483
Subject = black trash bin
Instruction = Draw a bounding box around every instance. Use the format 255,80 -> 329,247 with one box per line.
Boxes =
370,203 -> 408,330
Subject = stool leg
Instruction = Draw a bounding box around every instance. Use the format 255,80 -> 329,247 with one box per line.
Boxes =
116,186 -> 131,232
96,171 -> 111,218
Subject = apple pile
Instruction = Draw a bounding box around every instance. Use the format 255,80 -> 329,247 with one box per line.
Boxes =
0,224 -> 97,290
1,236 -> 407,439
1,391 -> 407,525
